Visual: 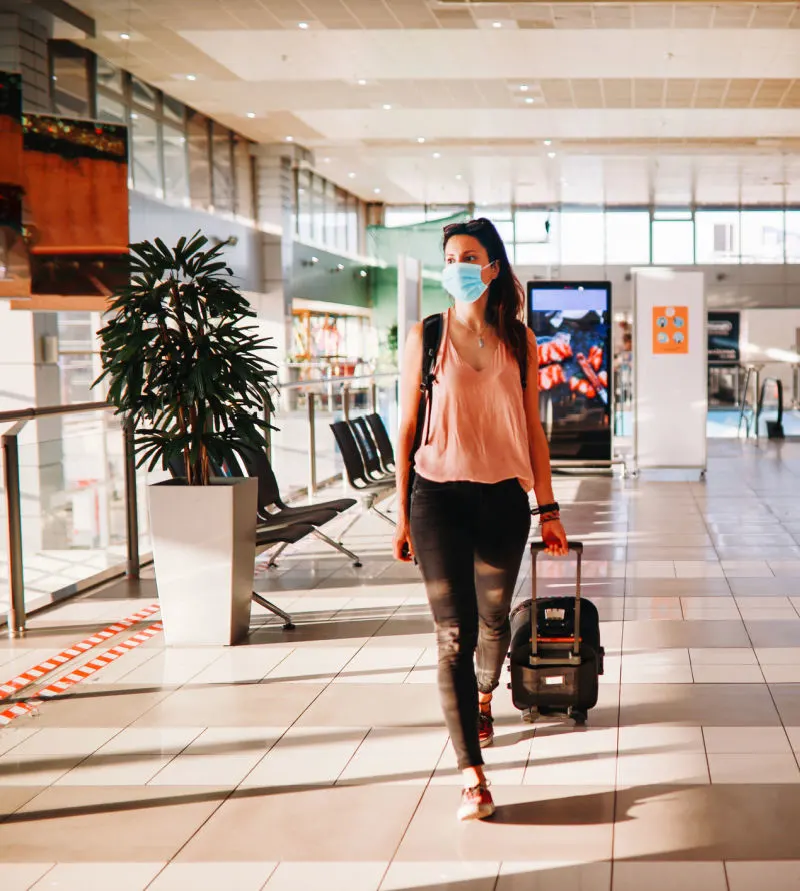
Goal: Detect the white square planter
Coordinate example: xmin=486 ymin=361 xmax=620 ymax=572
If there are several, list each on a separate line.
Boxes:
xmin=149 ymin=476 xmax=258 ymax=646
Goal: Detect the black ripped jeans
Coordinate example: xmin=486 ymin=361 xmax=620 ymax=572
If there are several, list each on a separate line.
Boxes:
xmin=410 ymin=475 xmax=531 ymax=770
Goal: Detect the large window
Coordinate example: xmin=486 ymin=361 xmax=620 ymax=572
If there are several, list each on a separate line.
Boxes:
xmin=696 ymin=210 xmax=740 ymax=263
xmin=211 ymin=123 xmax=234 ymax=215
xmin=514 ymin=211 xmax=559 ymax=265
xmin=311 ymin=172 xmax=326 ymax=243
xmin=187 ymin=111 xmax=211 ymax=210
xmin=561 ymin=211 xmax=604 ymax=265
xmin=787 ymin=211 xmax=800 ymax=263
xmin=741 ymin=210 xmax=784 ymax=263
xmin=335 ymin=187 xmax=349 ymax=251
xmin=163 ymin=123 xmax=189 ymax=205
xmin=51 ymin=42 xmax=91 ymax=117
xmin=297 ymin=169 xmax=312 ymax=241
xmin=233 ymin=134 xmax=254 ymax=220
xmin=324 ymin=180 xmax=337 ymax=247
xmin=130 ymin=112 xmax=161 ymax=198
xmin=652 ymin=212 xmax=694 ymax=265
xmin=96 ymin=93 xmax=125 ymax=125
xmin=384 ymin=206 xmax=428 ymax=228
xmin=483 ymin=207 xmax=514 ymax=244
xmin=606 ymin=211 xmax=650 ymax=264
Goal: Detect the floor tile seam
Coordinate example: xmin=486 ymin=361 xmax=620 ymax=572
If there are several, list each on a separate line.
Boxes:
xmin=693 ymin=483 xmax=800 ymax=770
xmin=611 ymin=479 xmax=631 ymax=884
xmin=721 ymin=860 xmax=733 ymax=891
xmin=228 ymin=666 xmax=351 ymax=789
xmin=123 ymin=726 xmax=210 ymax=785
xmin=380 ymin=733 xmax=449 ymax=887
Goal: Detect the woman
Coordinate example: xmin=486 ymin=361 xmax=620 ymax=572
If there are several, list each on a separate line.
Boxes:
xmin=393 ymin=218 xmax=568 ymax=822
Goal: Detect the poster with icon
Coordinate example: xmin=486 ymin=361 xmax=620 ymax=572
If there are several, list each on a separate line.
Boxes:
xmin=652 ymin=305 xmax=689 ymax=354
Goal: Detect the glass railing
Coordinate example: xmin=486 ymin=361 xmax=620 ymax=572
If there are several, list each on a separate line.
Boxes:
xmin=0 ymin=371 xmax=400 ymax=635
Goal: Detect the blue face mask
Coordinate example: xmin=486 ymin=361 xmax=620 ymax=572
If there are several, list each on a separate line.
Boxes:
xmin=442 ymin=262 xmax=493 ymax=304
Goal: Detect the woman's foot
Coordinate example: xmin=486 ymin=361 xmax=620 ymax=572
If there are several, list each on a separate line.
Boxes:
xmin=478 ymin=695 xmax=494 ymax=748
xmin=457 ymin=783 xmax=495 ymax=821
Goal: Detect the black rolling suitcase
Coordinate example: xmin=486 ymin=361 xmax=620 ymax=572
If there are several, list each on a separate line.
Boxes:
xmin=508 ymin=541 xmax=604 ymax=725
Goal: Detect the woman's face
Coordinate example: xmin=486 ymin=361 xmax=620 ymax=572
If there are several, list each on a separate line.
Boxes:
xmin=444 ymin=234 xmax=498 ymax=285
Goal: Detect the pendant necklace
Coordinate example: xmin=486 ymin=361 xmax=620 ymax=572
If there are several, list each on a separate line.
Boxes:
xmin=453 ymin=312 xmax=488 ymax=348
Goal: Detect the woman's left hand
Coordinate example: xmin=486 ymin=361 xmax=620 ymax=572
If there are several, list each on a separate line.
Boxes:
xmin=541 ymin=518 xmax=569 ymax=556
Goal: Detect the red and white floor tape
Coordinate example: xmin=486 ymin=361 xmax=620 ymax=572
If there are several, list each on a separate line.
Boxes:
xmin=0 ymin=621 xmax=164 ymax=726
xmin=0 ymin=603 xmax=161 ymax=703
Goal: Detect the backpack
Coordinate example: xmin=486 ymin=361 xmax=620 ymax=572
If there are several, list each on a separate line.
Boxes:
xmin=406 ymin=313 xmax=529 ymax=514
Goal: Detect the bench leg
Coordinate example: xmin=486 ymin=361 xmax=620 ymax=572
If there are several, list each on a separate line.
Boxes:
xmin=371 ymin=504 xmax=397 ymax=527
xmin=312 ymin=528 xmax=362 ymax=567
xmin=266 ymin=541 xmax=289 ymax=569
xmin=252 ymin=592 xmax=295 ymax=630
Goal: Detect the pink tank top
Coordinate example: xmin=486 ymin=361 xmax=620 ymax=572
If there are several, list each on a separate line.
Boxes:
xmin=414 ymin=310 xmax=535 ymax=492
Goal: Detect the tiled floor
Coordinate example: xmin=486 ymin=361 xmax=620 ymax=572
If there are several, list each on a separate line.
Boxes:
xmin=1 ymin=439 xmax=800 ymax=889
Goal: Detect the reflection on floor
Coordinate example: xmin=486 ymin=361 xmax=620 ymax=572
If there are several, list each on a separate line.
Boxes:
xmin=1 ymin=439 xmax=800 ymax=890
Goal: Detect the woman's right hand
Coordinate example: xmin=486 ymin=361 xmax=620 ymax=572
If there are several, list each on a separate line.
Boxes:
xmin=393 ymin=520 xmax=414 ymax=562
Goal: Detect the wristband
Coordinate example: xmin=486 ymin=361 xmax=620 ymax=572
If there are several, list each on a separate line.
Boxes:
xmin=531 ymin=501 xmax=559 ymax=516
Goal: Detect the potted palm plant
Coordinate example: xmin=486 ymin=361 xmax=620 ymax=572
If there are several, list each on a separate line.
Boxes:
xmin=95 ymin=233 xmax=277 ymax=646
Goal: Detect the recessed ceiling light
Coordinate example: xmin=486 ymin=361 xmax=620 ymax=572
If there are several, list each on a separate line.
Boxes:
xmin=120 ymin=32 xmax=130 ymax=40
xmin=323 ymin=157 xmax=331 ymax=163
xmin=337 ymin=264 xmax=345 ymax=270
xmin=417 ymin=137 xmax=425 ymax=143
xmin=492 ymin=21 xmax=502 ymax=28
xmin=246 ymin=112 xmax=256 ymax=118
xmin=544 ymin=139 xmax=552 ymax=146
xmin=455 ymin=174 xmax=463 ymax=180
xmin=298 ymin=22 xmax=309 ymax=29
xmin=348 ymin=172 xmax=356 ymax=178
xmin=525 ymin=97 xmax=534 ymax=104
xmin=433 ymin=152 xmax=442 ymax=159
xmin=520 ymin=85 xmax=529 ymax=92
xmin=130 ymin=112 xmax=138 ymax=120
xmin=382 ymin=103 xmax=392 ymax=110
xmin=548 ymin=152 xmax=556 ymax=159
xmin=311 ymin=256 xmax=319 ymax=264
xmin=285 ymin=136 xmax=294 ymax=142
xmin=357 ymin=79 xmax=367 ymax=86
xmin=186 ymin=74 xmax=196 ymax=81
xmin=359 ymin=269 xmax=368 ymax=277
xmin=373 ymin=188 xmax=381 ymax=194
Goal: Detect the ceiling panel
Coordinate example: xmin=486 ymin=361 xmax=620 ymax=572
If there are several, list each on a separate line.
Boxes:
xmin=65 ymin=0 xmax=800 ymax=204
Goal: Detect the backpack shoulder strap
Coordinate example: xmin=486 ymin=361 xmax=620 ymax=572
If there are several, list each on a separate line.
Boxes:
xmin=421 ymin=313 xmax=443 ymax=385
xmin=414 ymin=313 xmax=444 ymax=450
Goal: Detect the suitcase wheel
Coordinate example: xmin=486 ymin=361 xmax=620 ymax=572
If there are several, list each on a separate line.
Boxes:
xmin=568 ymin=707 xmax=587 ymax=726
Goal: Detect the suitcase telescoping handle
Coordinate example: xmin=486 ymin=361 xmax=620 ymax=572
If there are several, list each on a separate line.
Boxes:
xmin=530 ymin=541 xmax=583 ymax=659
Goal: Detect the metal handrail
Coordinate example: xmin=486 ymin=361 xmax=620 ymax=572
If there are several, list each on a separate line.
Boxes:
xmin=0 ymin=372 xmax=400 ymax=424
xmin=0 ymin=400 xmax=112 ymax=425
xmin=756 ymin=377 xmax=784 ymax=438
xmin=279 ymin=370 xmax=398 ymax=391
xmin=1 ymin=370 xmax=399 ymax=637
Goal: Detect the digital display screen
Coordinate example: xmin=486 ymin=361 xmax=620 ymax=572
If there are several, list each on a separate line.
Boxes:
xmin=528 ymin=282 xmax=612 ymax=462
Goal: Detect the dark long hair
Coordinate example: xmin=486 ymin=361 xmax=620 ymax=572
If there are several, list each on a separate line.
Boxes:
xmin=442 ymin=217 xmax=526 ymax=357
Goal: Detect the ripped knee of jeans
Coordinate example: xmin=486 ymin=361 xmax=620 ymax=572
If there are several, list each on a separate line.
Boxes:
xmin=435 ymin=624 xmax=477 ymax=665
